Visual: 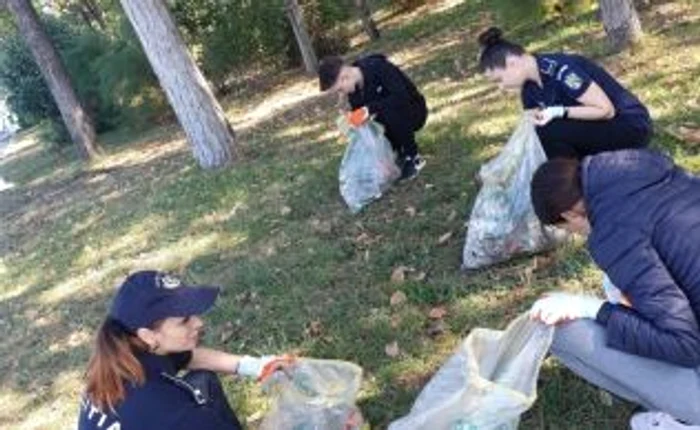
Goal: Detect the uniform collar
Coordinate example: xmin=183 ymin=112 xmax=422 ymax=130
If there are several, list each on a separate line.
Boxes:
xmin=138 ymin=351 xmax=179 ymax=376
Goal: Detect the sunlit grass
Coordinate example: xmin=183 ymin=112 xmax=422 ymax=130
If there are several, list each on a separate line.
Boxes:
xmin=1 ymin=0 xmax=700 ymax=429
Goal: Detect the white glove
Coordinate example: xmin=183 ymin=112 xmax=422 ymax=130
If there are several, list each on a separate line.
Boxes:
xmin=530 ymin=292 xmax=605 ymax=325
xmin=237 ymin=355 xmax=275 ymax=379
xmin=533 ymin=106 xmax=566 ymax=126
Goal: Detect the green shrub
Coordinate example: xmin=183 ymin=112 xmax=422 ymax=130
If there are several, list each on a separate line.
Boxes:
xmin=0 ymin=13 xmax=167 ymax=145
xmin=171 ymin=0 xmax=352 ymax=88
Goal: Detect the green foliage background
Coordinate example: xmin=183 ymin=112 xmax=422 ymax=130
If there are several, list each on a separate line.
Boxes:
xmin=0 ymin=0 xmax=357 ymax=144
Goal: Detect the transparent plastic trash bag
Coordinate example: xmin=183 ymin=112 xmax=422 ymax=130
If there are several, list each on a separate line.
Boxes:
xmin=388 ymin=314 xmax=554 ymax=430
xmin=338 ymin=116 xmax=401 ymax=213
xmin=462 ymin=116 xmax=566 ymax=269
xmin=260 ymin=358 xmax=364 ymax=430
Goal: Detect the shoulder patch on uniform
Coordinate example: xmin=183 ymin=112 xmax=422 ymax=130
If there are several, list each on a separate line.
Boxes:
xmin=563 ymin=71 xmax=583 ymax=91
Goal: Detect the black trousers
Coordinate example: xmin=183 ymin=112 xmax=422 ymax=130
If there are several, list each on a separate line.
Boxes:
xmin=536 ymin=113 xmax=652 ymax=159
xmin=183 ymin=370 xmax=242 ymax=429
xmin=374 ymin=99 xmax=428 ymax=160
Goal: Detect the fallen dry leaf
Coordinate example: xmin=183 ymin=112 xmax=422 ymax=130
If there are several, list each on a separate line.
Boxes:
xmin=219 ymin=321 xmax=236 ymax=343
xmin=280 ymin=205 xmax=292 ymax=216
xmin=521 ymin=266 xmax=534 ymax=288
xmin=437 ymin=231 xmax=453 ymax=245
xmin=426 ymin=320 xmax=446 ymax=338
xmin=391 ymin=267 xmax=406 ymax=283
xmin=385 ymin=341 xmax=400 ymax=358
xmin=678 ymin=126 xmax=700 ymax=144
xmin=390 ymin=314 xmax=402 ymax=328
xmin=447 ymin=209 xmax=458 ymax=223
xmin=391 ymin=265 xmax=414 ymax=283
xmin=305 ymin=320 xmax=323 ymax=338
xmin=666 ymin=124 xmax=700 ymax=145
xmin=309 ymin=218 xmax=332 ymax=234
xmin=533 ymin=253 xmax=557 ymax=272
xmin=428 ymin=306 xmax=448 ymax=320
xmin=390 ymin=291 xmax=408 ymax=306
xmin=598 ymin=389 xmax=613 ymax=407
xmin=405 ymin=206 xmax=417 ymax=217
xmin=355 ymin=232 xmax=382 ymax=246
xmin=263 ymin=245 xmax=276 ymax=257
xmin=412 ymin=271 xmax=427 ymax=282
xmin=355 ymin=232 xmax=370 ymax=243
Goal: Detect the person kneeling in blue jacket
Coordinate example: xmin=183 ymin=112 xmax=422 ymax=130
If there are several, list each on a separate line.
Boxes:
xmin=78 ymin=271 xmax=293 ymax=430
xmin=529 ymin=149 xmax=700 ymax=429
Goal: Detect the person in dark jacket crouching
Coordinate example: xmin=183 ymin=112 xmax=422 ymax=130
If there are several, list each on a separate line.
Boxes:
xmin=477 ymin=27 xmax=652 ymax=160
xmin=78 ymin=271 xmax=293 ymax=430
xmin=319 ymin=54 xmax=428 ymax=180
xmin=529 ymin=149 xmax=700 ymax=429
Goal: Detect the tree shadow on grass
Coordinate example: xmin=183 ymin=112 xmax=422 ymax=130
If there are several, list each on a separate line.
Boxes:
xmin=3 ymin=1 xmax=699 ymax=427
xmin=0 ymin=285 xmax=114 ymax=428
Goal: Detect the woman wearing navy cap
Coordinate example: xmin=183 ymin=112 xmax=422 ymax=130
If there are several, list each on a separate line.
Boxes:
xmin=78 ymin=271 xmax=292 ymax=430
xmin=477 ymin=27 xmax=652 ymax=159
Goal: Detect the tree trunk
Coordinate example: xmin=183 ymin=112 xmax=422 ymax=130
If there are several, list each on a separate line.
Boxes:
xmin=70 ymin=4 xmax=96 ymax=30
xmin=119 ymin=0 xmax=235 ymax=169
xmin=6 ymin=0 xmax=100 ymax=159
xmin=284 ymin=0 xmax=318 ymax=74
xmin=599 ymin=0 xmax=643 ymax=52
xmin=355 ymin=0 xmax=380 ymax=40
xmin=81 ymin=0 xmax=106 ymax=30
xmin=633 ymin=0 xmax=651 ymax=10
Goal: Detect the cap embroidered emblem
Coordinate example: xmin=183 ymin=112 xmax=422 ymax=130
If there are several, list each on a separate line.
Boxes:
xmin=158 ymin=273 xmax=182 ymax=289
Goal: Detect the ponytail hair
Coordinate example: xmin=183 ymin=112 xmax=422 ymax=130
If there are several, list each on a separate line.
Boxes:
xmin=477 ymin=27 xmax=526 ymax=72
xmin=84 ymin=318 xmax=149 ymax=411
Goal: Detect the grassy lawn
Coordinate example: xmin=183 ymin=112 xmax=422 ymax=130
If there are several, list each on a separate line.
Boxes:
xmin=2 ymin=1 xmax=700 ymax=428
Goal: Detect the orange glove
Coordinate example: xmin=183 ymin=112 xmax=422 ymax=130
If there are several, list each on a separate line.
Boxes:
xmin=347 ymin=107 xmax=369 ymax=127
xmin=257 ymin=355 xmax=296 ymax=383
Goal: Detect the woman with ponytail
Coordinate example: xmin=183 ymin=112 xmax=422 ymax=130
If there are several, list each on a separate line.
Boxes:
xmin=477 ymin=27 xmax=652 ymax=159
xmin=78 ymin=271 xmax=292 ymax=430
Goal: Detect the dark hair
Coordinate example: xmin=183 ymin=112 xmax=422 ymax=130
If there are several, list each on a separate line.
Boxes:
xmin=530 ymin=158 xmax=583 ymax=225
xmin=84 ymin=318 xmax=154 ymax=411
xmin=319 ymin=56 xmax=345 ymax=91
xmin=477 ymin=27 xmax=526 ymax=72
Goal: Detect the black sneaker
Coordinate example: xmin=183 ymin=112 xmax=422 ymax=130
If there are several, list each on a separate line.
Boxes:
xmin=399 ymin=155 xmax=425 ymax=181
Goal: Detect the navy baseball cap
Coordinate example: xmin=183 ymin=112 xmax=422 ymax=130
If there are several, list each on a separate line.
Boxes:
xmin=109 ymin=270 xmax=220 ymax=332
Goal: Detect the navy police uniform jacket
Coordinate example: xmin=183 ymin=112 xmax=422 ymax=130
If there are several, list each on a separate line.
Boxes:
xmin=78 ymin=351 xmax=239 ymax=430
xmin=584 ymin=149 xmax=700 ymax=367
xmin=522 ymin=53 xmax=651 ymax=132
xmin=349 ymin=54 xmax=427 ymax=124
